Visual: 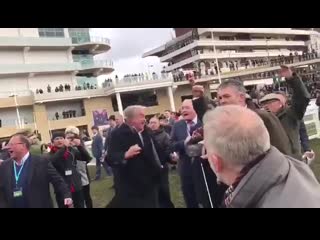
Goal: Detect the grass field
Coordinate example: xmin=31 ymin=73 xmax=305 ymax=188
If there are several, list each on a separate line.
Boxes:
xmin=87 ymin=139 xmax=320 ymax=208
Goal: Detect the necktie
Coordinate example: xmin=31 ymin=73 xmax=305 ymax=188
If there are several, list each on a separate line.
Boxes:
xmin=188 ymin=121 xmax=196 ymax=136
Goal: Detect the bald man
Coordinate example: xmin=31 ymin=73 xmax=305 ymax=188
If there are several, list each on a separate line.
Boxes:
xmin=171 ymin=100 xmax=202 ymax=208
xmin=172 ymin=99 xmax=224 ymax=208
xmin=203 ymin=105 xmax=320 ymax=208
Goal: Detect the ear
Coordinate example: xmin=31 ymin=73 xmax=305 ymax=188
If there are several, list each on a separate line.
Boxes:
xmin=208 ymin=153 xmax=223 ymax=173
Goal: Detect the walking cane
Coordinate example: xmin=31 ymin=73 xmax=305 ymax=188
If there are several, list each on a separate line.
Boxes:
xmin=199 ymin=160 xmax=214 ymax=208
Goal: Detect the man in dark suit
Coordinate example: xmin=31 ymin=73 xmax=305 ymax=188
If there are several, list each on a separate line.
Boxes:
xmin=0 ymin=134 xmax=72 ymax=208
xmin=171 ymin=99 xmax=203 ymax=208
xmin=106 ymin=105 xmax=162 ymax=208
xmin=92 ymin=126 xmax=110 ymax=180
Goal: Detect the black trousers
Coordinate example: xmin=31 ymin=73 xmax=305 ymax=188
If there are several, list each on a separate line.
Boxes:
xmin=56 ymin=190 xmax=85 ymax=208
xmin=82 ymin=184 xmax=93 ymax=208
xmin=191 ymin=157 xmax=227 ymax=208
xmin=106 ymin=189 xmax=159 ymax=208
xmin=158 ymin=165 xmax=174 ymax=208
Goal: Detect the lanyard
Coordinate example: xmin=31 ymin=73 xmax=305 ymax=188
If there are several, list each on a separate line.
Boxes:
xmin=13 ymin=160 xmax=25 ymax=186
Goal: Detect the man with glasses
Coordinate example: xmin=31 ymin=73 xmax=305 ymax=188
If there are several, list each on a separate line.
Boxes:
xmin=0 ymin=134 xmax=72 ymax=208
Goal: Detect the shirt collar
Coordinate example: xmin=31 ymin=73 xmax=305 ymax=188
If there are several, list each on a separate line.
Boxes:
xmin=16 ymin=152 xmax=30 ymax=166
xmin=187 ymin=116 xmax=198 ymax=125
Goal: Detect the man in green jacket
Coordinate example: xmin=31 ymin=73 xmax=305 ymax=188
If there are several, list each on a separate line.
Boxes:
xmin=217 ymin=79 xmax=294 ymax=158
xmin=260 ymin=66 xmax=311 ymax=160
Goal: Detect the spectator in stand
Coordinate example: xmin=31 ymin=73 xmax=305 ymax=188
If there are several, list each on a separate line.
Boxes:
xmin=36 ymin=89 xmax=39 ymax=94
xmin=39 ymin=89 xmax=43 ymax=94
xmin=59 ymin=84 xmax=64 ymax=92
xmin=62 ymin=111 xmax=66 ymax=119
xmin=55 ymin=87 xmax=59 ymax=92
xmin=55 ymin=112 xmax=59 ymax=120
xmin=203 ymin=105 xmax=320 ymax=208
xmin=47 ymin=85 xmax=51 ymax=93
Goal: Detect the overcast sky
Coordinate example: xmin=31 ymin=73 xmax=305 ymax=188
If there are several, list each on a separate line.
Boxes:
xmin=91 ymin=28 xmax=174 ymax=82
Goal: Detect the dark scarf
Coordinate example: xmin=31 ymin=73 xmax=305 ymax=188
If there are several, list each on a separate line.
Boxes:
xmin=49 ymin=146 xmax=75 ymax=193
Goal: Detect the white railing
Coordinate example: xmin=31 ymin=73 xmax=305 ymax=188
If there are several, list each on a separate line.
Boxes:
xmin=304 ymin=99 xmax=320 ymax=139
xmin=90 ymin=36 xmax=110 ymax=45
xmin=0 ymin=90 xmax=33 ymax=99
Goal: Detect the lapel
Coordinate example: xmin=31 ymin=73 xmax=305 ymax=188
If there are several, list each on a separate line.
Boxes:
xmin=27 ymin=155 xmax=35 ymax=187
xmin=7 ymin=160 xmax=15 ymax=205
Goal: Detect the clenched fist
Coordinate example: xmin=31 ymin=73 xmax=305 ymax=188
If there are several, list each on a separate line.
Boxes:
xmin=280 ymin=65 xmax=293 ymax=79
xmin=125 ymin=144 xmax=142 ymax=160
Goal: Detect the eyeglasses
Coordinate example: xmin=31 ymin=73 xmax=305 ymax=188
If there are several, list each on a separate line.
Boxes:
xmin=6 ymin=143 xmax=24 ymax=147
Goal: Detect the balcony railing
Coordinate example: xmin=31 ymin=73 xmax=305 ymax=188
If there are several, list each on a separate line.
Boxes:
xmin=0 ymin=90 xmax=33 ymax=99
xmin=75 ymin=59 xmax=114 ymax=70
xmin=34 ymin=88 xmax=106 ymax=102
xmin=71 ymin=36 xmax=110 ymax=45
xmin=0 ymin=36 xmax=72 ymax=47
xmin=0 ymin=62 xmax=80 ymax=75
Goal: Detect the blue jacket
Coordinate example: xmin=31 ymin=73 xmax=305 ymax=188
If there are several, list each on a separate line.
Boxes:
xmin=170 ymin=119 xmax=202 ymax=177
xmin=91 ymin=133 xmax=103 ymax=159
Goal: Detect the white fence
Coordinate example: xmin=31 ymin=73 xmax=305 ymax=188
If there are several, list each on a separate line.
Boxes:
xmin=304 ymin=99 xmax=320 ymax=139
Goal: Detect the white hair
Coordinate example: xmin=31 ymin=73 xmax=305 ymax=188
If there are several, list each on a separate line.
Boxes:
xmin=123 ymin=105 xmax=146 ymax=120
xmin=65 ymin=126 xmax=80 ymax=136
xmin=203 ymin=105 xmax=270 ymax=167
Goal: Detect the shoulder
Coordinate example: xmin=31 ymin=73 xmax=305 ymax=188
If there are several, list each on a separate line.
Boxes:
xmin=113 ymin=124 xmax=132 ymax=135
xmin=173 ymin=120 xmax=185 ymax=128
xmin=30 ymin=155 xmax=47 ymax=164
xmin=0 ymin=159 xmax=12 ymax=170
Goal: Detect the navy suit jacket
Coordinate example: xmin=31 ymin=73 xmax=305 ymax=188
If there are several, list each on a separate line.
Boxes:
xmin=0 ymin=155 xmax=70 ymax=208
xmin=92 ymin=133 xmax=103 ymax=159
xmin=170 ymin=119 xmax=202 ymax=176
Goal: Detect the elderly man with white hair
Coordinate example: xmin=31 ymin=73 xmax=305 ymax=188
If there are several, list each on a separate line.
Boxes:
xmin=106 ymin=105 xmax=163 ymax=208
xmin=203 ymin=105 xmax=320 ymax=208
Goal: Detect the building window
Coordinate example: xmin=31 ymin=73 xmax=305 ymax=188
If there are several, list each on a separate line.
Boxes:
xmin=38 ymin=28 xmax=65 ymax=38
xmin=68 ymin=28 xmax=91 ymax=44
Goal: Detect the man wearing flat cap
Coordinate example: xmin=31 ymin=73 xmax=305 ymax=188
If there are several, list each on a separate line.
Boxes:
xmin=260 ymin=66 xmax=311 ymax=160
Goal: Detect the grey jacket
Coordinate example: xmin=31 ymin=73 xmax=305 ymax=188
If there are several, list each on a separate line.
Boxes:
xmin=228 ymin=147 xmax=320 ymax=208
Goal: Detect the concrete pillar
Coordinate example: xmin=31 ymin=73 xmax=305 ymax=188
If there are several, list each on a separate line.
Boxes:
xmin=33 ymin=104 xmax=51 ymax=144
xmin=116 ymin=92 xmax=124 ymax=115
xmin=167 ymin=86 xmax=176 ymax=112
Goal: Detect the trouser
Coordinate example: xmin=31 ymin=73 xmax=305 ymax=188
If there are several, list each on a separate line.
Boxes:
xmin=95 ymin=157 xmax=113 ymax=179
xmin=56 ymin=190 xmax=85 ymax=208
xmin=82 ymin=184 xmax=93 ymax=208
xmin=191 ymin=157 xmax=227 ymax=208
xmin=158 ymin=165 xmax=174 ymax=208
xmin=180 ymin=172 xmax=198 ymax=208
xmin=107 ymin=189 xmax=159 ymax=208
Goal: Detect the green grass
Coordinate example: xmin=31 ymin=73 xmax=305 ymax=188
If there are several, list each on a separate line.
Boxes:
xmin=57 ymin=139 xmax=320 ymax=208
xmin=88 ymin=167 xmax=185 ymax=208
